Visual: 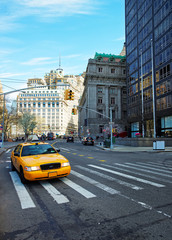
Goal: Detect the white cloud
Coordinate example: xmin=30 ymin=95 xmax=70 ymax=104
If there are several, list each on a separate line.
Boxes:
xmin=1 ymin=0 xmax=99 ymax=32
xmin=113 ymin=36 xmax=125 ymax=41
xmin=0 ymin=72 xmax=30 ymax=78
xmin=21 ymin=57 xmax=53 ymax=66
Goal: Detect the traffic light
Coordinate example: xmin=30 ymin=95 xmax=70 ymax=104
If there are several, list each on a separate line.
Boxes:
xmin=68 ymin=90 xmax=74 ymax=100
xmin=64 ymin=89 xmax=74 ymax=100
xmin=72 ymin=108 xmax=77 ymax=115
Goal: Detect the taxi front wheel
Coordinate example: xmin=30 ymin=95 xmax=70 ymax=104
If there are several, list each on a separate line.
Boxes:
xmin=20 ymin=167 xmax=28 ymax=184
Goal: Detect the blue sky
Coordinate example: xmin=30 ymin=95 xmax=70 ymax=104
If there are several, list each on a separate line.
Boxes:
xmin=0 ymin=0 xmax=125 ymax=94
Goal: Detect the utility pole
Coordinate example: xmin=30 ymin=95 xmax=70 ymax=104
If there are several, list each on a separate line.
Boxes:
xmin=110 ymin=107 xmax=113 ymax=149
xmin=1 ymin=94 xmax=5 ymax=148
xmin=141 ymin=49 xmax=145 ymax=137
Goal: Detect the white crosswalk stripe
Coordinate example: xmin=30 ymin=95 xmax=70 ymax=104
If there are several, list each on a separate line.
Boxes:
xmin=9 ymin=172 xmax=36 ymax=209
xmin=88 ymin=164 xmax=165 ymax=188
xmin=114 ymin=163 xmax=172 ymax=178
xmin=71 ymin=170 xmax=120 ymax=194
xmin=126 ymin=162 xmax=172 ymax=174
xmin=101 ymin=163 xmax=172 ymax=184
xmin=60 ymin=177 xmax=96 ymax=198
xmin=136 ymin=162 xmax=172 ymax=171
xmin=40 ymin=181 xmax=69 ymax=204
xmin=75 ymin=165 xmax=143 ymax=190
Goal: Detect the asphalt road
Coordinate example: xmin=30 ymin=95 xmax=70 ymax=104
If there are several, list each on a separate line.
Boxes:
xmin=0 ymin=140 xmax=172 ymax=240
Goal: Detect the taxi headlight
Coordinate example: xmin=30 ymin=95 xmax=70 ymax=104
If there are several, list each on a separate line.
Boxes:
xmin=24 ymin=166 xmax=40 ymax=171
xmin=61 ymin=162 xmax=70 ymax=167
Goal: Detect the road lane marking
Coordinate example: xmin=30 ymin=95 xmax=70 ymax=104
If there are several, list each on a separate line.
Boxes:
xmin=60 ymin=178 xmax=96 ymax=199
xmin=60 ymin=148 xmax=70 ymax=151
xmin=72 ymin=153 xmax=77 ymax=155
xmin=99 ymin=160 xmax=106 ymax=162
xmin=75 ymin=165 xmax=143 ymax=190
xmin=40 ymin=181 xmax=69 ymax=204
xmin=6 ymin=161 xmax=11 ymax=163
xmin=115 ymin=163 xmax=172 ymax=178
xmin=136 ymin=162 xmax=172 ymax=170
xmin=71 ymin=170 xmax=119 ymax=194
xmin=6 ymin=149 xmax=11 ymax=153
xmin=9 ymin=172 xmax=36 ymax=209
xmin=88 ymin=157 xmax=94 ymax=159
xmin=88 ymin=165 xmax=165 ymax=188
xmin=79 ymin=155 xmax=84 ymax=156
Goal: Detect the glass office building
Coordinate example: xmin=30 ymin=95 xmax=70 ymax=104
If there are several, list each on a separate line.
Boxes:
xmin=125 ymin=0 xmax=172 ymax=137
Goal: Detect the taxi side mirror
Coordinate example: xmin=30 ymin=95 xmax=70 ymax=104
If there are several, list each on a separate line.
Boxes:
xmin=55 ymin=148 xmax=60 ymax=152
xmin=14 ymin=152 xmax=20 ymax=157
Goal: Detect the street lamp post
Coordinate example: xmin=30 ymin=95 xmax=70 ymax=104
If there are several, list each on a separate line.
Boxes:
xmin=151 ymin=39 xmax=156 ymax=138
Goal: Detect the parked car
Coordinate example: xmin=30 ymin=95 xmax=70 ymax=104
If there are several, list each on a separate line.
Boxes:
xmin=11 ymin=142 xmax=71 ymax=183
xmin=82 ymin=137 xmax=94 ymax=146
xmin=47 ymin=132 xmax=55 ymax=140
xmin=26 ymin=134 xmax=39 ymax=142
xmin=67 ymin=136 xmax=74 ymax=142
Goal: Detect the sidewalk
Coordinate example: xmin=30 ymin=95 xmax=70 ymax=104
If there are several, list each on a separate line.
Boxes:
xmin=0 ymin=142 xmax=18 ymax=155
xmin=96 ymin=143 xmax=172 ymax=153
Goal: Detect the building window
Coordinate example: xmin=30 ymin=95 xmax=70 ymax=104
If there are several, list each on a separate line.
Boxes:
xmin=111 ymin=97 xmax=115 ymax=104
xmin=98 ymin=110 xmax=103 ymax=118
xmin=98 ymin=87 xmax=103 ymax=93
xmin=131 ymin=122 xmax=139 ymax=138
xmin=99 ymin=125 xmax=104 ymax=133
xmin=98 ymin=67 xmax=103 ymax=72
xmin=33 ymin=102 xmax=36 ymax=107
xmin=110 ymin=88 xmax=116 ymax=94
xmin=98 ymin=98 xmax=103 ymax=104
xmin=111 ymin=69 xmax=115 ymax=73
xmin=123 ymin=69 xmax=126 ymax=74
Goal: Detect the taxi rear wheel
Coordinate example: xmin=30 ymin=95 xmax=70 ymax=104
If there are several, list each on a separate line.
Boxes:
xmin=11 ymin=159 xmax=15 ymax=171
xmin=20 ymin=167 xmax=28 ymax=184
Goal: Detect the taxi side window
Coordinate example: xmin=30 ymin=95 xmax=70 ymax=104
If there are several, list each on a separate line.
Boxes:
xmin=14 ymin=145 xmax=22 ymax=155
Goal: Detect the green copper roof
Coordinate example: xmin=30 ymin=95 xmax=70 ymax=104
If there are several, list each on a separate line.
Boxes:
xmin=94 ymin=52 xmax=126 ymax=60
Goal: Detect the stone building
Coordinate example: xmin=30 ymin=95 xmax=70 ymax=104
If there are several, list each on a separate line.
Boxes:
xmin=17 ymin=72 xmax=84 ymax=137
xmin=78 ymin=48 xmax=127 ymax=139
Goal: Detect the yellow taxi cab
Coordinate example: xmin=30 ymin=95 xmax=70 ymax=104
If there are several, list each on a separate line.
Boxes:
xmin=11 ymin=142 xmax=71 ymax=183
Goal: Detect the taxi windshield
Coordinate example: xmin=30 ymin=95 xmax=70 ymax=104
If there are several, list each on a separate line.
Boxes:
xmin=21 ymin=144 xmax=57 ymax=157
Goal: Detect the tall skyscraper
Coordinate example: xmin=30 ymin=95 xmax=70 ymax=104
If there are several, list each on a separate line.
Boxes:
xmin=125 ymin=0 xmax=172 ymax=137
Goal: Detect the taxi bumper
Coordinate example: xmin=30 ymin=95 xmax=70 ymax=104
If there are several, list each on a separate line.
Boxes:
xmin=24 ymin=166 xmax=71 ymax=181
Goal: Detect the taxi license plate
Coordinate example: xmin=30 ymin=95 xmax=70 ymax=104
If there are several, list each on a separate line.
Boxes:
xmin=48 ymin=172 xmax=57 ymax=177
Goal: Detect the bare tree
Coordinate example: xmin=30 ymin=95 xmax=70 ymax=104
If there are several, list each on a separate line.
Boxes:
xmin=18 ymin=112 xmax=37 ymax=138
xmin=0 ymin=105 xmax=20 ymax=141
